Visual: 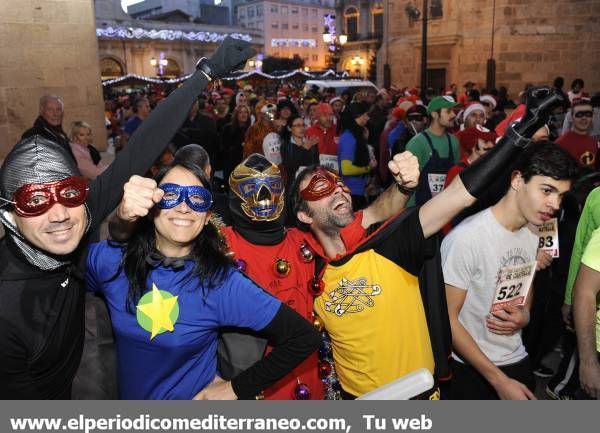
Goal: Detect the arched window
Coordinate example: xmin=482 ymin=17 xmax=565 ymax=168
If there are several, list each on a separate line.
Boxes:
xmin=372 ymin=4 xmax=384 ymax=37
xmin=345 ymin=7 xmax=359 ymax=40
xmin=163 ymin=58 xmax=181 ymax=78
xmin=100 ymin=57 xmax=124 ymax=79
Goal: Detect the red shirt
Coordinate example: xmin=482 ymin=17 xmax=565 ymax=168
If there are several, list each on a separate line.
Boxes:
xmin=222 ymin=227 xmax=324 ymax=400
xmin=305 ymin=124 xmax=338 ymax=157
xmin=556 ymin=130 xmax=598 ymax=167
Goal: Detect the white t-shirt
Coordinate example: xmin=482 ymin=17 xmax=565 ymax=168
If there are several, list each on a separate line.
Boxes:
xmin=441 ymin=208 xmax=538 ymax=366
xmin=262 ymin=132 xmax=282 ymax=165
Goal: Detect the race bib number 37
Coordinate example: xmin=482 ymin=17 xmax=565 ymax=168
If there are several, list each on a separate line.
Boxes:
xmin=490 ymin=261 xmax=537 ymax=313
xmin=427 ymin=173 xmax=446 ymax=197
xmin=537 ymin=218 xmax=559 ymax=258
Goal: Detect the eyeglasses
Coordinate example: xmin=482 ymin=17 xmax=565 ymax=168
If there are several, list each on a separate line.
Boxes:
xmin=11 ymin=176 xmax=89 ymax=217
xmin=574 ymin=111 xmax=593 ymax=119
xmin=300 ymin=167 xmax=350 ymax=201
xmin=408 ymin=115 xmax=426 ymax=122
xmin=157 ymin=184 xmax=213 ymax=213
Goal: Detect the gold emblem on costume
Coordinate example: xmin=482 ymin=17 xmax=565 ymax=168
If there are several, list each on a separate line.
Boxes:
xmin=324 ymin=277 xmax=382 ymax=316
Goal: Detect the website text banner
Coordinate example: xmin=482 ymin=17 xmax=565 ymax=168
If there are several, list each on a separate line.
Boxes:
xmin=3 ymin=401 xmax=596 ymax=433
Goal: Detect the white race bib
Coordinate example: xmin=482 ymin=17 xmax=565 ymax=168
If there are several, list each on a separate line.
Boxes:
xmin=537 ymin=218 xmax=559 ymax=258
xmin=490 ymin=261 xmax=537 ymax=313
xmin=427 ymin=173 xmax=446 ymax=196
xmin=319 ymin=154 xmax=339 ymax=173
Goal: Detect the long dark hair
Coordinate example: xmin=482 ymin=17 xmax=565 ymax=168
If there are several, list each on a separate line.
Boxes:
xmin=118 ymin=161 xmax=233 ymax=312
xmin=340 ymin=102 xmax=370 ymax=167
xmin=280 ymin=113 xmax=302 ymax=143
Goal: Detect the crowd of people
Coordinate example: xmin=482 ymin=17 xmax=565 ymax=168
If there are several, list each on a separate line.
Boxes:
xmin=1 ymin=36 xmax=599 ymax=401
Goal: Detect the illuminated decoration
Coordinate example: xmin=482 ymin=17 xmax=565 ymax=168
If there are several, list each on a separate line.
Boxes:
xmin=101 ymin=70 xmax=348 ymax=87
xmin=150 ymin=52 xmax=168 ymax=76
xmin=271 ymin=38 xmax=317 ymax=48
xmin=96 ymin=26 xmax=252 ymax=43
xmin=322 ymin=14 xmax=347 ymax=72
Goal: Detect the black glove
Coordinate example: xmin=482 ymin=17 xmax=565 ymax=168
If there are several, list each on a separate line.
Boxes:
xmin=513 ymin=86 xmax=566 ymax=138
xmin=199 ymin=37 xmax=256 ymax=78
xmin=459 ymin=86 xmax=567 ymax=198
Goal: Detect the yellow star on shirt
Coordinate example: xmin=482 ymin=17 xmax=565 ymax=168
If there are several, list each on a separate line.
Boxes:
xmin=136 ymin=283 xmax=179 ymax=340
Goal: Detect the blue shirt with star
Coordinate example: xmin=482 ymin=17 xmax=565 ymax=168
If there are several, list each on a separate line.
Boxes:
xmin=86 ymin=241 xmax=281 ymax=399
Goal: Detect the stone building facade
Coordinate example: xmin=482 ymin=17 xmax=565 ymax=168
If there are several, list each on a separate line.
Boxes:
xmin=0 ymin=0 xmax=106 ymax=158
xmin=96 ymin=0 xmax=262 ymax=80
xmin=381 ymin=0 xmax=600 ymax=96
xmin=236 ymin=0 xmax=335 ymax=70
xmin=334 ymin=0 xmax=384 ymax=79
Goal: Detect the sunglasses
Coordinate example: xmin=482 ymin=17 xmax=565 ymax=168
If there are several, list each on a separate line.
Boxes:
xmin=11 ymin=176 xmax=89 ymax=217
xmin=157 ymin=183 xmax=213 ymax=213
xmin=300 ymin=167 xmax=350 ymax=201
xmin=574 ymin=111 xmax=593 ymax=119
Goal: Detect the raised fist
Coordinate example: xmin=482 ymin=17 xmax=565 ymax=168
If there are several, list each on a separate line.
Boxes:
xmin=204 ymin=37 xmax=256 ymax=78
xmin=116 ymin=175 xmax=164 ymax=222
xmin=388 ymin=151 xmax=419 ymax=189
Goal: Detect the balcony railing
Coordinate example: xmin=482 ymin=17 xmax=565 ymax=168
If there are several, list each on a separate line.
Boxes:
xmin=346 ymin=32 xmax=383 ymax=42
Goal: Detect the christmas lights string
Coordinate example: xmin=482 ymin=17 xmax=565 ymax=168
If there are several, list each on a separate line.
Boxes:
xmin=96 ymin=26 xmax=252 ymax=43
xmin=102 ymin=70 xmax=349 ymax=86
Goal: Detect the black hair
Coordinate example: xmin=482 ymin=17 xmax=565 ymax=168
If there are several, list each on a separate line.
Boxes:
xmin=173 ymin=144 xmax=210 ymax=169
xmin=280 ymin=113 xmax=303 ymax=143
xmin=132 ymin=96 xmax=147 ymax=114
xmin=287 ymin=165 xmax=319 ymax=232
xmin=553 ymin=76 xmax=564 ymax=89
xmin=340 ymin=102 xmax=370 ymax=167
xmin=571 ymin=78 xmax=584 ymax=90
xmin=116 ymin=160 xmax=233 ymax=312
xmin=512 ymin=141 xmax=580 ymax=184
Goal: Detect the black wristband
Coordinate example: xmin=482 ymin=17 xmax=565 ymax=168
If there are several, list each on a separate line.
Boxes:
xmin=195 ymin=57 xmax=214 ymax=80
xmin=396 ymin=182 xmax=416 ymax=195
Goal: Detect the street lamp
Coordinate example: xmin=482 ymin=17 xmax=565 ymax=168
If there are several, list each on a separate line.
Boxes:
xmin=405 ymin=1 xmax=428 ymax=101
xmin=150 ymin=54 xmax=168 ymax=77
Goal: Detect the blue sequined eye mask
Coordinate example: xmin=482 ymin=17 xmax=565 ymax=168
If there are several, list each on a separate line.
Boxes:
xmin=156 ymin=183 xmax=213 ymax=213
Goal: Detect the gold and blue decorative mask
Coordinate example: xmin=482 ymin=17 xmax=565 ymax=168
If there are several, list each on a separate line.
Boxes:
xmin=229 ymin=154 xmax=284 ymax=221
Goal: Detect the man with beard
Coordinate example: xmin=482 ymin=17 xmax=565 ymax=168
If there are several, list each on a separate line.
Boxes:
xmin=109 ymin=151 xmax=420 ymax=399
xmin=406 ymin=96 xmax=460 ymax=206
xmin=0 ymin=37 xmax=255 ymax=399
xmin=288 ymin=87 xmax=568 ymax=399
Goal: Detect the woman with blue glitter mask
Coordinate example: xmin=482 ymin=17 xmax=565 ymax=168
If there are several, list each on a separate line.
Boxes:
xmin=85 ymin=160 xmax=319 ymax=400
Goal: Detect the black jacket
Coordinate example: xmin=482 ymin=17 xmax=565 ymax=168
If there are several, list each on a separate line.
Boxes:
xmin=22 ymin=116 xmax=76 ymax=163
xmin=0 ymin=69 xmax=211 ymax=399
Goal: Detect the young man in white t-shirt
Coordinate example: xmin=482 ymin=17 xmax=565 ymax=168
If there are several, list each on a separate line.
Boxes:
xmin=442 ymin=142 xmax=579 ymax=399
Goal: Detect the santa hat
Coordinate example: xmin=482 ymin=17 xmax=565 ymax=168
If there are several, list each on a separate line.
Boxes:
xmin=456 ymin=125 xmax=497 ymax=155
xmin=480 ymin=94 xmax=497 ymax=109
xmin=463 ymin=103 xmax=486 ymax=122
xmin=392 ymin=107 xmax=406 ymax=120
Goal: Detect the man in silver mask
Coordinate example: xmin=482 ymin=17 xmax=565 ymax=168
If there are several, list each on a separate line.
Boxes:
xmin=0 ymin=37 xmax=255 ymax=399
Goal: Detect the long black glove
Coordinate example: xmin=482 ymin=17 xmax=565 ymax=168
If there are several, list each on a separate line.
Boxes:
xmin=199 ymin=36 xmax=256 ymax=78
xmin=460 ymin=86 xmax=567 ymax=198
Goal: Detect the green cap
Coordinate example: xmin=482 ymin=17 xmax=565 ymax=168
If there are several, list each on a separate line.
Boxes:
xmin=426 ymin=95 xmax=458 ymax=114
